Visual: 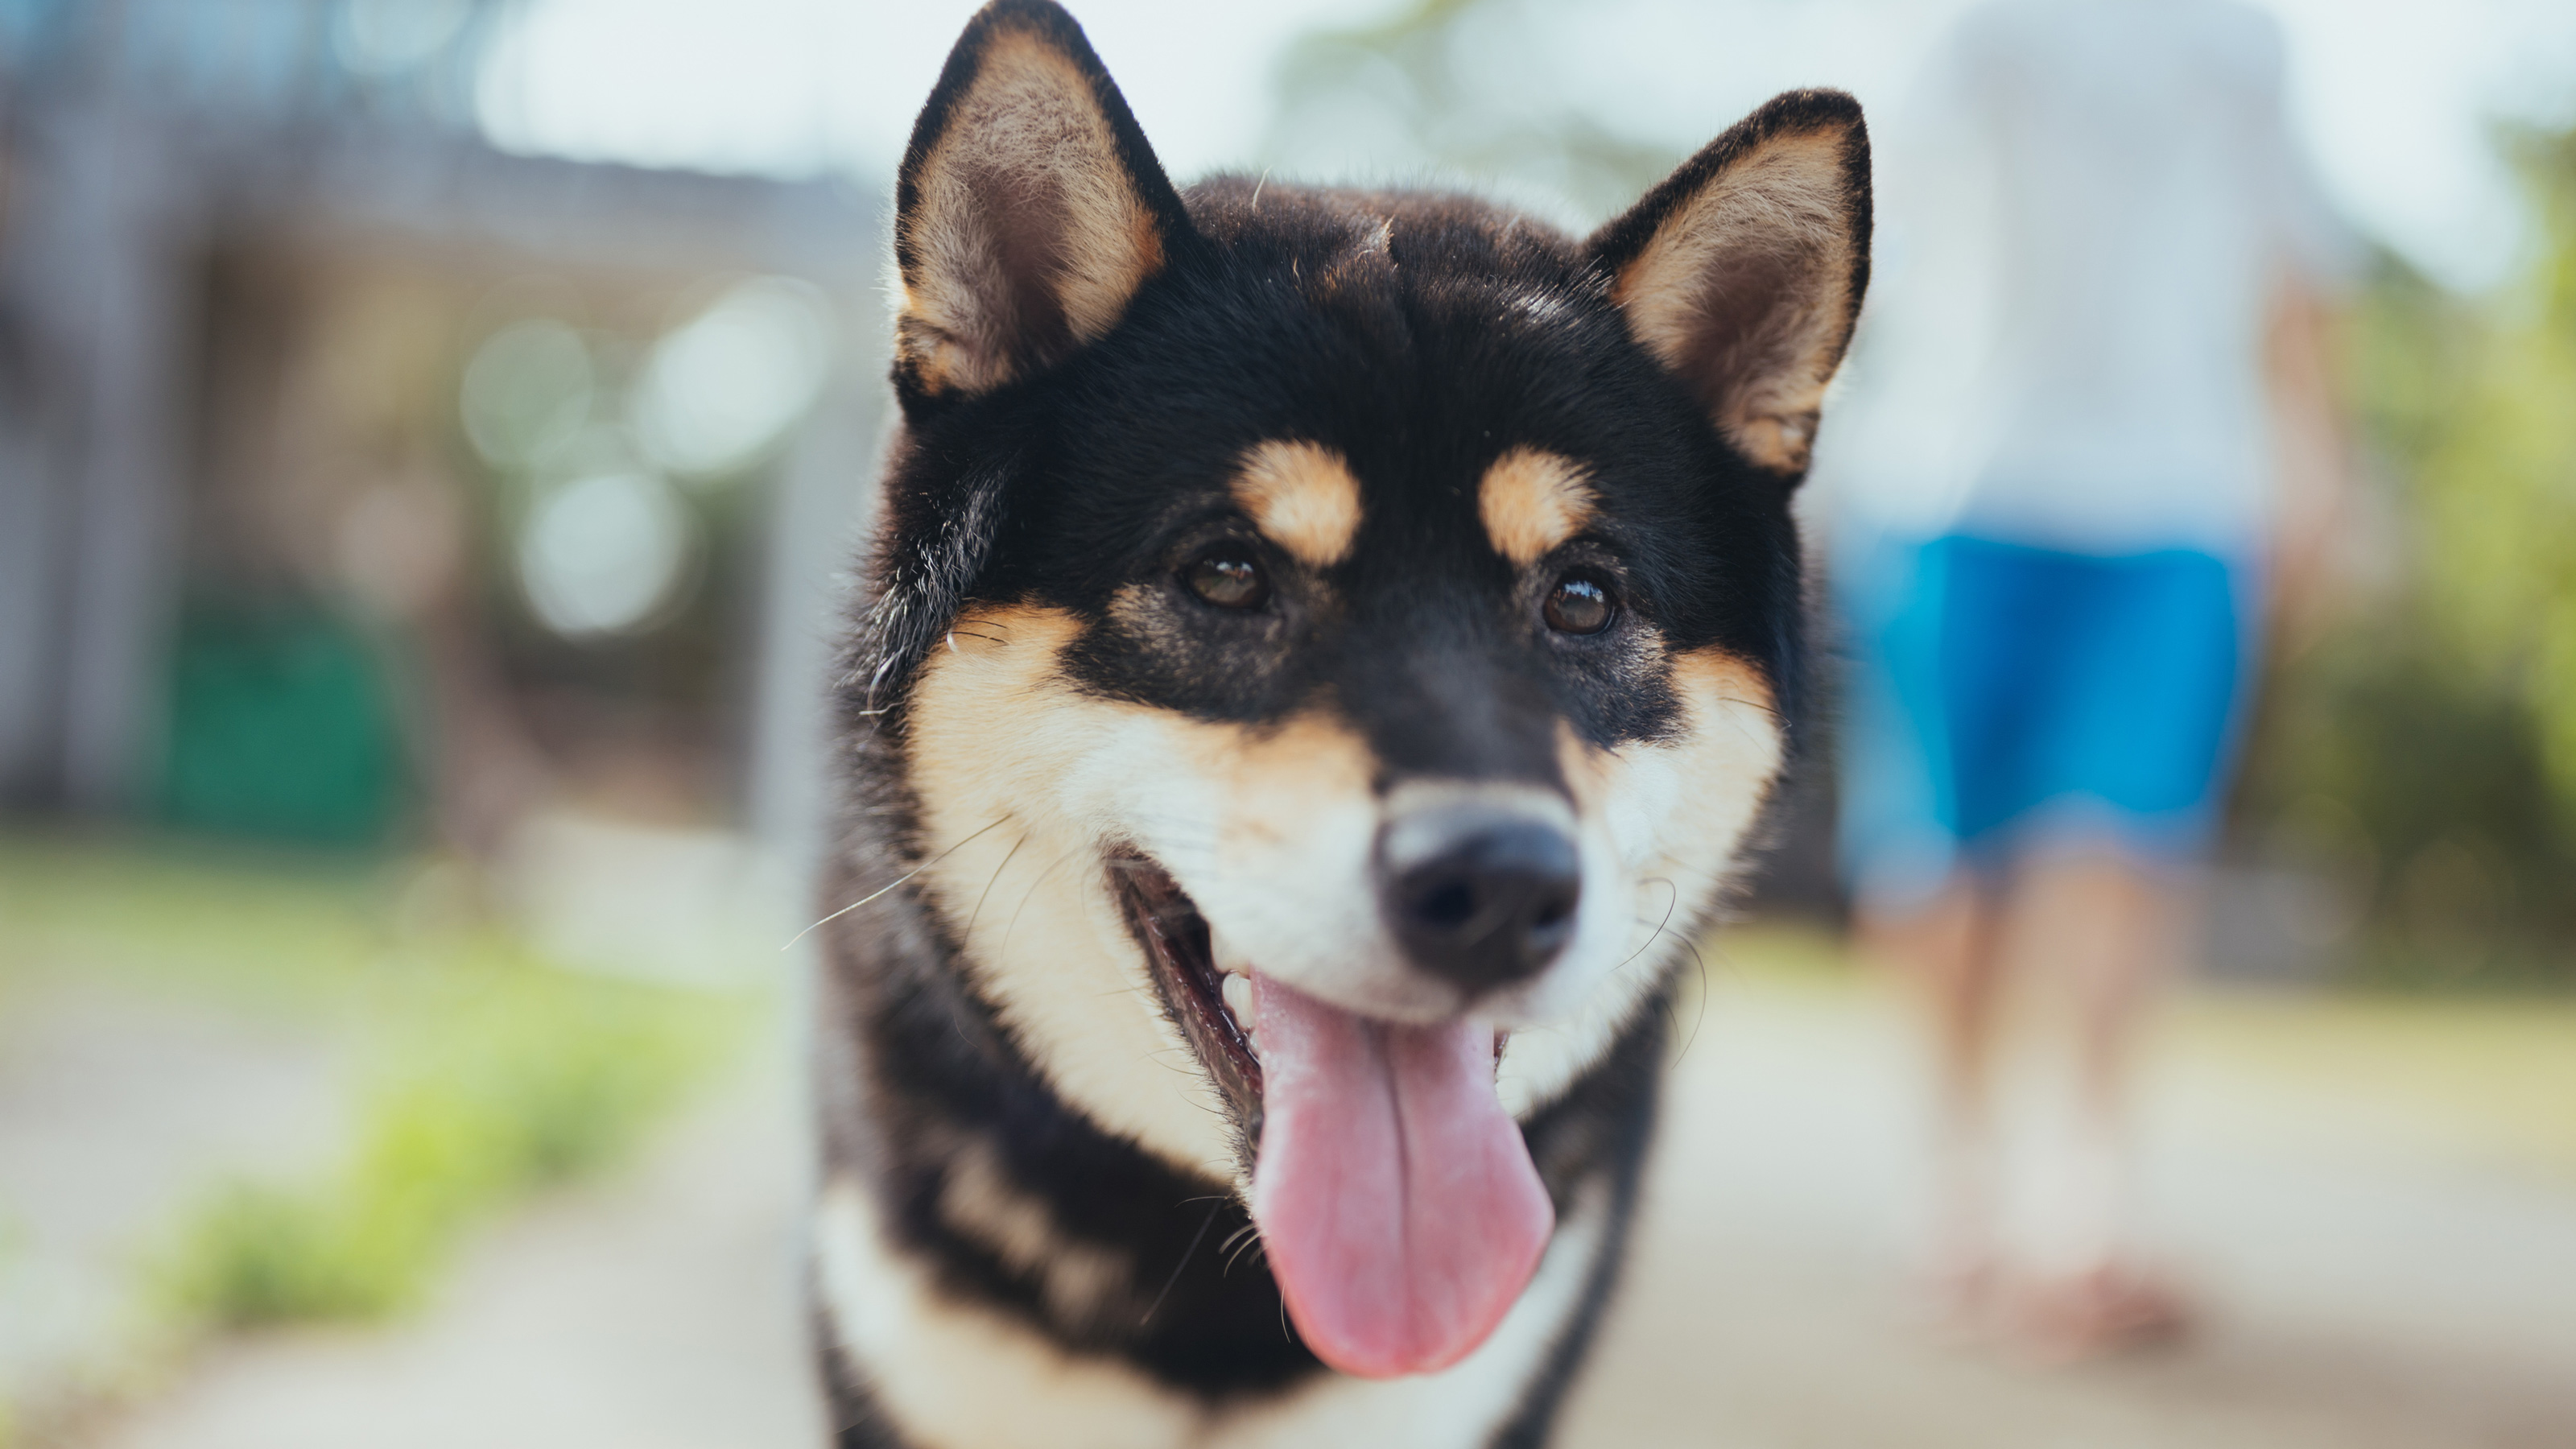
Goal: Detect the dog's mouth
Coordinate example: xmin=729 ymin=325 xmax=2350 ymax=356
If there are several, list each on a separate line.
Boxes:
xmin=1109 ymin=852 xmax=1264 ymax=1129
xmin=1107 ymin=850 xmax=1554 ymax=1381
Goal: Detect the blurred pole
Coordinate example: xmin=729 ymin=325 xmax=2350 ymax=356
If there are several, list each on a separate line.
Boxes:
xmin=745 ymin=340 xmax=883 ymax=882
xmin=0 ymin=336 xmax=68 ymax=804
xmin=1 ymin=0 xmax=194 ymax=814
xmin=51 ymin=113 xmax=191 ymax=815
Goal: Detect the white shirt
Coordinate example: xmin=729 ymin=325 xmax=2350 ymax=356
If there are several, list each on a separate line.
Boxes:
xmin=1817 ymin=0 xmax=2357 ymax=556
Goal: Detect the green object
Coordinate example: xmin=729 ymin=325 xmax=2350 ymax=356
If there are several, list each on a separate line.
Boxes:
xmin=160 ymin=604 xmax=406 ymax=845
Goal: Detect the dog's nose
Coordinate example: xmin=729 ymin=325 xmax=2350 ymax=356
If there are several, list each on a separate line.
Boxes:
xmin=1378 ymin=805 xmax=1582 ymax=993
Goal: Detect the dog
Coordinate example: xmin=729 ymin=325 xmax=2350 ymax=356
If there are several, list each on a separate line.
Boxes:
xmin=811 ymin=4 xmax=1869 ymax=1444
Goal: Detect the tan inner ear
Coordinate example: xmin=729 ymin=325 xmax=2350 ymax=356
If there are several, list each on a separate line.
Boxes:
xmin=1232 ymin=440 xmax=1363 ymax=569
xmin=1612 ymin=129 xmax=1856 ymax=474
xmin=1479 ymin=448 xmax=1596 ymax=566
xmin=900 ymin=27 xmax=1165 ymax=397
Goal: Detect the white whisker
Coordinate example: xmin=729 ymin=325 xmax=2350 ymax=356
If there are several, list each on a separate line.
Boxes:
xmin=783 ymin=815 xmax=1009 ymax=950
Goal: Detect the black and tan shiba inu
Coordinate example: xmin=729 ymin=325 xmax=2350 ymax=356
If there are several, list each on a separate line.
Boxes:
xmin=811 ymin=3 xmax=1868 ymax=1444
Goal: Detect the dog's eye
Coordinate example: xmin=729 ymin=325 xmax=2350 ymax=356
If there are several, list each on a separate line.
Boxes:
xmin=1184 ymin=546 xmax=1270 ymax=610
xmin=1543 ymin=573 xmax=1616 ymax=634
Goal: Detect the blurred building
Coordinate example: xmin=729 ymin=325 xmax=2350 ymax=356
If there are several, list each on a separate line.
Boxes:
xmin=0 ymin=0 xmax=882 ymax=857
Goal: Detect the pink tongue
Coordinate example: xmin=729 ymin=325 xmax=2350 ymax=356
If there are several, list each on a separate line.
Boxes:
xmin=1249 ymin=976 xmax=1554 ymax=1379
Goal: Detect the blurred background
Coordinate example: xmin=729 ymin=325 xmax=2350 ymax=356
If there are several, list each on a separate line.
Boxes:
xmin=1 ymin=1 xmax=2571 ymax=1446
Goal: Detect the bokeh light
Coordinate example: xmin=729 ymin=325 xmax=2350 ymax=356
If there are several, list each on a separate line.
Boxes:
xmin=335 ymin=0 xmax=475 ymax=77
xmin=630 ymin=277 xmax=834 ymax=481
xmin=516 ymin=470 xmax=696 ymax=637
xmin=460 ymin=318 xmax=596 ymax=471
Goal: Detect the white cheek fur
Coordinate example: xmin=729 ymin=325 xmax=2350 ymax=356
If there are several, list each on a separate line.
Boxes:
xmin=907 ymin=605 xmax=1784 ymax=1142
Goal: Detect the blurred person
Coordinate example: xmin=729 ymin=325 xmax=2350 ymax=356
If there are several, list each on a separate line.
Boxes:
xmin=1818 ymin=0 xmax=2357 ymax=1356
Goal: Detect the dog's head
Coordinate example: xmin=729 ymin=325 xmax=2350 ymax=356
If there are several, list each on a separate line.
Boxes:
xmin=850 ymin=0 xmax=1867 ymax=1381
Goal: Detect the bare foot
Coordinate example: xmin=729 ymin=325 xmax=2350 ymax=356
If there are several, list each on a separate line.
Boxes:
xmin=2000 ymin=1261 xmax=2194 ymax=1364
xmin=1908 ymin=1247 xmax=2002 ymax=1348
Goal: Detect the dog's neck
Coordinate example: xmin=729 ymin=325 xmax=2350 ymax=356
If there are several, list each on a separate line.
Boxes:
xmin=820 ymin=857 xmax=1323 ymax=1393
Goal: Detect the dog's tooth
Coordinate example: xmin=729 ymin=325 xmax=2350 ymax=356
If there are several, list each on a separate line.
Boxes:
xmin=1210 ymin=923 xmax=1252 ymax=977
xmin=1221 ymin=972 xmax=1253 ymax=1030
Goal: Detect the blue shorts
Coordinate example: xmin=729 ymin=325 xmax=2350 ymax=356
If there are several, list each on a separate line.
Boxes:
xmin=1835 ymin=533 xmax=2257 ymax=909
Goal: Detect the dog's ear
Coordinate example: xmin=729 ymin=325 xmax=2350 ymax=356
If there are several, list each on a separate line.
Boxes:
xmin=892 ymin=0 xmax=1190 ymax=408
xmin=1586 ymin=89 xmax=1871 ymax=479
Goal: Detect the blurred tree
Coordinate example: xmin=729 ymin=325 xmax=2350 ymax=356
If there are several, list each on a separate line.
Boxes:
xmin=1262 ymin=0 xmax=1678 ymax=224
xmin=2239 ymin=121 xmax=2576 ymax=985
xmin=2415 ymin=126 xmax=2576 ymax=815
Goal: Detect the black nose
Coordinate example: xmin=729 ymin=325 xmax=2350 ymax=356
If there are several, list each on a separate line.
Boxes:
xmin=1379 ymin=805 xmax=1582 ymax=993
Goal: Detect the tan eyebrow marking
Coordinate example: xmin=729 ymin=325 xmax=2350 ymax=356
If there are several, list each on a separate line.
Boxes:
xmin=1231 ymin=440 xmax=1362 ymax=569
xmin=1479 ymin=447 xmax=1596 ymax=565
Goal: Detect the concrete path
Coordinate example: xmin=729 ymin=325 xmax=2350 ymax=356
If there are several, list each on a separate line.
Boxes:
xmin=1564 ymin=972 xmax=2576 ymax=1448
xmin=0 ymin=985 xmax=344 ymax=1428
xmin=86 ymin=969 xmax=2576 ymax=1449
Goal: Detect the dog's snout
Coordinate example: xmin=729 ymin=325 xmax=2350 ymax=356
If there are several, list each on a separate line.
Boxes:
xmin=1379 ymin=805 xmax=1581 ymax=993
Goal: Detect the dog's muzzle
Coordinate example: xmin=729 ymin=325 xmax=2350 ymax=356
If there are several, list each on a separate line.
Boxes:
xmin=1377 ymin=800 xmax=1582 ymax=995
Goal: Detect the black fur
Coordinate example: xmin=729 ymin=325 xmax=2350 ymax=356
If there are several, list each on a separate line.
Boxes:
xmin=815 ymin=862 xmax=1319 ymax=1394
xmin=859 ymin=173 xmax=1822 ymax=779
xmin=818 ymin=4 xmax=1868 ymax=1445
xmin=815 ymin=841 xmax=1672 ymax=1444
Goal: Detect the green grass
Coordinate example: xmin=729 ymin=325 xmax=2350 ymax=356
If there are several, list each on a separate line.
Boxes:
xmin=1703 ymin=920 xmax=1858 ymax=984
xmin=0 ymin=825 xmax=750 ymax=1336
xmin=2172 ymin=989 xmax=2576 ymax=1180
xmin=0 ymin=827 xmax=397 ymax=1009
xmin=0 ymin=1212 xmax=20 ymax=1447
xmin=149 ymin=939 xmax=745 ymax=1329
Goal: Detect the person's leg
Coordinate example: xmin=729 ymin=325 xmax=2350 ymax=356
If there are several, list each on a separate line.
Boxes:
xmin=1856 ymin=873 xmax=2002 ymax=1311
xmin=1997 ymin=848 xmax=2173 ymax=1259
xmin=1989 ymin=844 xmax=2194 ymax=1354
xmin=1914 ymin=541 xmax=2240 ymax=1354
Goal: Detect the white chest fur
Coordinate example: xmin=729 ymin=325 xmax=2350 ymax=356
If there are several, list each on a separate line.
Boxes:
xmin=814 ymin=1174 xmax=1609 ymax=1449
